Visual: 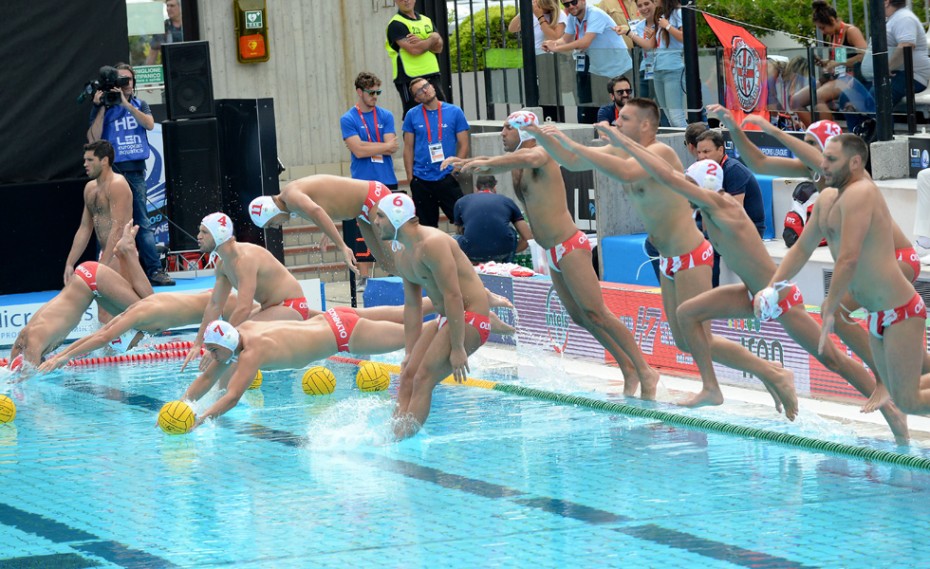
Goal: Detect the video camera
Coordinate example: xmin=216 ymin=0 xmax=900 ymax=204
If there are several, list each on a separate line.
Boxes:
xmin=77 ymin=66 xmax=131 ymax=107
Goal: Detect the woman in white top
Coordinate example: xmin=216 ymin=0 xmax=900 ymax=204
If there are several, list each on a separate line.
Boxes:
xmin=653 ymin=0 xmax=686 ymax=127
xmin=621 ymin=0 xmax=658 ymax=111
xmin=510 ymin=0 xmax=569 ymax=120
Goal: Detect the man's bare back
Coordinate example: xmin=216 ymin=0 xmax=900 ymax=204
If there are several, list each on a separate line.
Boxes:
xmin=217 ymin=242 xmax=305 ymax=309
xmin=281 ymin=174 xmax=372 ymax=220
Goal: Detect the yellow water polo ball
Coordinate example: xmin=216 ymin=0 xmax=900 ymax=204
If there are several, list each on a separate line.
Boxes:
xmin=301 ymin=366 xmax=336 ymax=395
xmin=0 ymin=395 xmax=16 ymax=424
xmin=356 ymin=362 xmax=391 ymax=392
xmin=158 ymin=400 xmax=195 ymax=435
xmin=250 ymin=370 xmax=263 ymax=389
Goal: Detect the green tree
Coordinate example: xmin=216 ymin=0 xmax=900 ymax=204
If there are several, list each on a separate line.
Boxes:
xmin=449 ymin=6 xmax=520 ymax=72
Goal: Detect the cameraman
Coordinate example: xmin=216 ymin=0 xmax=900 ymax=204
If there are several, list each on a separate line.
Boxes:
xmin=87 ymin=63 xmax=174 ymax=287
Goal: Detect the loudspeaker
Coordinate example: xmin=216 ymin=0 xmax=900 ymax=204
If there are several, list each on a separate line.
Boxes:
xmin=163 ymin=41 xmax=215 ymax=120
xmin=163 ymin=118 xmax=223 ymax=250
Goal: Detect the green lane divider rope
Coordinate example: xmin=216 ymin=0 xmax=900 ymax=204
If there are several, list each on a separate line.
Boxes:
xmin=491 ymin=383 xmax=930 ymax=471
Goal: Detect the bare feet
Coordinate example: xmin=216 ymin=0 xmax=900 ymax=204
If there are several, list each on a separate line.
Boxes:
xmin=639 ymin=367 xmax=660 ymax=401
xmin=487 ymin=290 xmax=514 ymax=310
xmin=764 ymin=367 xmax=798 ymax=421
xmin=621 ymin=372 xmax=639 ymax=397
xmin=678 ymin=388 xmax=725 ymax=408
xmin=879 ymin=402 xmax=909 ymax=445
xmin=762 ymin=381 xmax=784 ymax=414
xmin=861 ymin=381 xmax=891 ymax=414
xmin=489 ymin=312 xmax=515 ymax=336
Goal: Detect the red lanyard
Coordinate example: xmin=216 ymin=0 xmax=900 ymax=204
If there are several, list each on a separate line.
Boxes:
xmin=618 ymin=0 xmax=630 ymax=20
xmin=355 ymin=105 xmax=381 ymax=143
xmin=615 ymin=105 xmax=620 ymax=122
xmin=574 ymin=17 xmax=587 ymax=41
xmin=423 ymin=102 xmax=443 ymax=143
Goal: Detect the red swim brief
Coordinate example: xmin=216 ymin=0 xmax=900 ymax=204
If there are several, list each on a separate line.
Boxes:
xmin=437 ymin=311 xmax=491 ymax=345
xmin=867 ymin=293 xmax=927 ymax=339
xmin=546 ymin=231 xmax=591 ymax=273
xmin=74 ymin=262 xmax=101 ymax=297
xmin=358 ymin=180 xmax=391 ymax=224
xmin=323 ymin=307 xmax=360 ymax=352
xmin=659 ymin=240 xmax=714 ymax=280
xmin=282 ymin=297 xmax=311 ymax=320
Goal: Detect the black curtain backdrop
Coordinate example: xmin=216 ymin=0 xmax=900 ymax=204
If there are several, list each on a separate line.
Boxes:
xmin=0 ymin=0 xmax=128 ymax=183
xmin=0 ymin=0 xmax=128 ymax=294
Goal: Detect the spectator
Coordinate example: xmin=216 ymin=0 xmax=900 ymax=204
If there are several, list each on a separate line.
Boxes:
xmin=622 ymin=0 xmax=658 ymax=105
xmin=541 ymin=0 xmax=633 ymax=124
xmin=508 ymin=0 xmax=569 ymax=121
xmin=683 ymin=120 xmax=706 ymax=157
xmin=790 ymin=1 xmax=869 ymax=124
xmin=453 ymin=175 xmax=534 ymax=264
xmin=861 ymin=0 xmax=930 ymax=107
xmin=915 ymin=168 xmax=930 ymax=264
xmin=146 ymin=0 xmax=183 ymax=65
xmin=598 ymin=0 xmax=639 ymax=49
xmin=386 ymin=0 xmax=444 ymax=115
xmin=653 ymin=0 xmax=686 ymax=127
xmin=596 ymin=75 xmax=633 ymax=126
xmin=695 ymin=129 xmax=766 ymax=287
xmin=340 ymin=71 xmax=400 ymax=291
xmin=87 ymin=63 xmax=174 ymax=287
xmin=402 ymin=77 xmax=469 ymax=228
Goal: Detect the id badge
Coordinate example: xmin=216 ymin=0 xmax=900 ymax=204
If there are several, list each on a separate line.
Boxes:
xmin=834 ymin=47 xmax=847 ymax=78
xmin=574 ymin=50 xmax=588 ymax=72
xmin=429 ymin=143 xmax=445 ymax=163
xmin=644 ymin=62 xmax=654 ymax=81
xmin=371 ymin=154 xmax=384 ymax=163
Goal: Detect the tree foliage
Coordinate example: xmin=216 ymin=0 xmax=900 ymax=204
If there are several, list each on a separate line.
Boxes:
xmin=449 ymin=6 xmax=520 ymax=72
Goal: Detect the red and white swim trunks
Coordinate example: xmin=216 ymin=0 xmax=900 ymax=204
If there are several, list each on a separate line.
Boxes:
xmin=281 ymin=297 xmax=312 ymax=320
xmin=546 ymin=231 xmax=591 ymax=273
xmin=436 ymin=311 xmax=491 ymax=345
xmin=358 ymin=180 xmax=391 ymax=224
xmin=74 ymin=262 xmax=101 ymax=297
xmin=323 ymin=307 xmax=360 ymax=352
xmin=867 ymin=293 xmax=926 ymax=339
xmin=896 ymin=247 xmax=921 ymax=283
xmin=659 ymin=240 xmax=714 ymax=280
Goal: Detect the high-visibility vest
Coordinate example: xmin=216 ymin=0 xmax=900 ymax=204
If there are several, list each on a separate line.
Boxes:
xmin=386 ymin=12 xmax=440 ymax=81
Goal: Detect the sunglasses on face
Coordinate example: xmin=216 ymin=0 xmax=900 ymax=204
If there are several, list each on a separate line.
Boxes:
xmin=364 ymin=89 xmax=383 ymax=96
xmin=562 ymin=0 xmax=579 ymax=7
xmin=614 ymin=88 xmax=633 ymax=95
xmin=414 ymin=83 xmax=431 ymax=96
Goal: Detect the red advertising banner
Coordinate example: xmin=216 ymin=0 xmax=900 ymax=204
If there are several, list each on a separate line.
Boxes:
xmin=704 ymin=13 xmax=769 ymax=127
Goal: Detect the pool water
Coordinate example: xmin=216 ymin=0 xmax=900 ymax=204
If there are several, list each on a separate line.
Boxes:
xmin=1 ymin=342 xmax=930 ymax=568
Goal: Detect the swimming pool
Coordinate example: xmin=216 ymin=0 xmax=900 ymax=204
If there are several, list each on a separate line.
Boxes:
xmin=1 ymin=340 xmax=930 ymax=568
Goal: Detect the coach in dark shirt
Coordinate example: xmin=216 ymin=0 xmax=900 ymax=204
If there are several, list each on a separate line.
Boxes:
xmin=453 ymin=175 xmax=533 ymax=264
xmin=695 ymin=129 xmax=767 ymax=286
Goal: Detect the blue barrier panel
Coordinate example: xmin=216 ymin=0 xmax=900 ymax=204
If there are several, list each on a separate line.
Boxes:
xmin=600 ymin=233 xmax=659 ymax=287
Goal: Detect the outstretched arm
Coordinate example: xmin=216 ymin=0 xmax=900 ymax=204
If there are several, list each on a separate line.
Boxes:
xmin=705 ymin=104 xmax=808 ymax=178
xmin=742 ymin=113 xmax=825 ymax=176
xmin=286 ymin=192 xmax=359 ymax=274
xmin=524 ymin=124 xmax=599 ymax=171
xmin=599 ymin=125 xmax=726 ymax=211
xmin=443 ymin=147 xmax=549 ymax=175
xmin=39 ymin=309 xmax=145 ymax=371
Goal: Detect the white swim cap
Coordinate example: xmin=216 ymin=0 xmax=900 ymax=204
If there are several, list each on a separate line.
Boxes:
xmin=377 ymin=193 xmax=416 ymax=252
xmin=202 ymin=212 xmax=234 ymax=249
xmin=203 ymin=320 xmax=240 ymax=355
xmin=507 ymin=110 xmax=539 ymax=147
xmin=249 ymin=196 xmax=284 ymax=228
xmin=805 ymin=120 xmax=842 ymax=151
xmin=109 ymin=329 xmax=140 ymax=354
xmin=685 ymin=160 xmax=724 ymax=192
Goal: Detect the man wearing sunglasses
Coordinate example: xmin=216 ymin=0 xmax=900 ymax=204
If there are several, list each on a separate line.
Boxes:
xmin=341 ymin=71 xmax=400 ymax=290
xmin=541 ymin=0 xmax=632 ymax=123
xmin=596 ymin=75 xmax=633 ymax=129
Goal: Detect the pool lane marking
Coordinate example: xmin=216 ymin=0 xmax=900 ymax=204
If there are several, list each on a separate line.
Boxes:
xmin=51 ymin=379 xmax=819 ymax=569
xmin=0 ymin=502 xmax=177 ymax=569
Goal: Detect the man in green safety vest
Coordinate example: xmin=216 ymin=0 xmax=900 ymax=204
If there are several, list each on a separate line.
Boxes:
xmin=385 ymin=0 xmax=445 ymax=114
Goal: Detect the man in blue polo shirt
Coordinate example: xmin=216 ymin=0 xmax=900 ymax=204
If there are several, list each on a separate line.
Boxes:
xmin=541 ymin=0 xmax=633 ymax=123
xmin=453 ymin=175 xmax=534 ymax=264
xmin=402 ymin=77 xmax=470 ymax=228
xmin=695 ymin=128 xmax=766 ymax=287
xmin=340 ymin=71 xmax=399 ymax=289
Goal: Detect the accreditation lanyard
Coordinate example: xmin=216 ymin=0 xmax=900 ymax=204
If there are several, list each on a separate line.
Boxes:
xmin=574 ymin=16 xmax=587 ymax=41
xmin=615 ymin=105 xmax=620 ymax=123
xmin=828 ymin=22 xmax=846 ymax=61
xmin=356 ymin=105 xmax=381 ymax=143
xmin=423 ymin=102 xmax=443 ymax=143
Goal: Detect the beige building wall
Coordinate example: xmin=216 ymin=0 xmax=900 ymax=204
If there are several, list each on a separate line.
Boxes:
xmin=196 ymin=0 xmax=405 ymax=181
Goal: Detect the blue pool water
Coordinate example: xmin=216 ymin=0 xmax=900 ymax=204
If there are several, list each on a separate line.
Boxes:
xmin=1 ymin=340 xmax=930 ymax=568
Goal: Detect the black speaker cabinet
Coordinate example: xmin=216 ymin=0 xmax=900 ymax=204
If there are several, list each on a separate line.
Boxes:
xmin=163 ymin=118 xmax=223 ymax=250
xmin=163 ymin=41 xmax=215 ymax=120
